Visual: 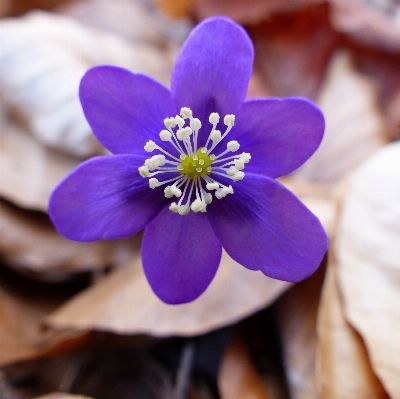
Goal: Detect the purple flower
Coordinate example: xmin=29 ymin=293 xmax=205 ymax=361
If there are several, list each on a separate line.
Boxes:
xmin=49 ymin=17 xmax=328 ymax=304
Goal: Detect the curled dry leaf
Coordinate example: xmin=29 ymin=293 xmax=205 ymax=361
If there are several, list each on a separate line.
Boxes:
xmin=316 ymin=261 xmax=389 ymax=398
xmin=335 ymin=142 xmax=400 ymax=397
xmin=35 ymin=394 xmax=94 ymax=399
xmin=0 ymin=200 xmax=139 ymax=279
xmin=0 ymin=11 xmax=172 ymax=157
xmin=275 ymin=262 xmax=326 ymax=399
xmin=248 ymin=4 xmax=340 ymax=100
xmin=330 ymin=0 xmax=400 ymax=53
xmin=218 ymin=334 xmax=272 ymax=399
xmin=293 ymin=50 xmax=386 ymax=185
xmin=0 ymin=108 xmax=79 ymax=211
xmin=46 ymin=251 xmax=290 ymax=336
xmin=192 ymin=0 xmax=322 ymax=25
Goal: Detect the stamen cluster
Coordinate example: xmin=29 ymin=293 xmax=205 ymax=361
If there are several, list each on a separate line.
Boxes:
xmin=138 ymin=107 xmax=251 ymax=215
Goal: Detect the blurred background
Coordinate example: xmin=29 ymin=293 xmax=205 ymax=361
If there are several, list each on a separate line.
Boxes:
xmin=0 ymin=0 xmax=399 ymax=398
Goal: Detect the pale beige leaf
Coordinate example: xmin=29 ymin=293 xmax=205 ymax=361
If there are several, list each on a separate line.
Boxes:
xmin=35 ymin=394 xmax=94 ymax=399
xmin=47 ymin=251 xmax=290 ymax=336
xmin=330 ymin=0 xmax=400 ymax=53
xmin=0 ymin=11 xmax=172 ymax=157
xmin=316 ymin=262 xmax=389 ymax=398
xmin=59 ymin=0 xmax=191 ymax=45
xmin=219 ymin=334 xmax=272 ymax=399
xmin=0 ymin=108 xmax=79 ymax=211
xmin=0 ymin=200 xmax=139 ymax=278
xmin=293 ymin=50 xmax=386 ymax=184
xmin=335 ymin=142 xmax=400 ymax=397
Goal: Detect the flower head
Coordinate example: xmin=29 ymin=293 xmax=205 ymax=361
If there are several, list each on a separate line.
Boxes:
xmin=49 ymin=17 xmax=328 ymax=304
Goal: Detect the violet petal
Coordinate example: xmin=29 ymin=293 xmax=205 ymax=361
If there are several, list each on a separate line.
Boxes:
xmin=171 ymin=17 xmax=254 ymax=142
xmin=49 ymin=155 xmax=167 ymax=241
xmin=79 ymin=66 xmax=175 ymax=155
xmin=142 ymin=206 xmax=222 ymax=304
xmin=207 ymin=173 xmax=328 ymax=282
xmin=230 ymin=98 xmax=325 ymax=178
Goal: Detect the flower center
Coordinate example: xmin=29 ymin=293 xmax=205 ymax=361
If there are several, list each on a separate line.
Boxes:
xmin=138 ymin=107 xmax=251 ymax=215
xmin=178 ymin=149 xmax=214 ymax=178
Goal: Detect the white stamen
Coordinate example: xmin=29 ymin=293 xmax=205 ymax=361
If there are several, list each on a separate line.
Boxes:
xmin=224 ymin=114 xmax=235 ymax=126
xmin=138 ymin=165 xmax=150 ymax=177
xmin=210 ymin=130 xmax=221 ymax=142
xmin=149 ymin=178 xmax=160 ymax=188
xmin=227 ymin=140 xmax=240 ymax=152
xmin=160 ymin=130 xmax=172 ymax=141
xmin=144 ymin=140 xmax=157 ymax=152
xmin=232 ymin=172 xmax=245 ymax=181
xmin=164 ymin=117 xmax=176 ymax=129
xmin=209 ymin=112 xmax=220 ymax=124
xmin=139 ymin=108 xmax=251 ymax=215
xmin=180 ymin=107 xmax=193 ymax=119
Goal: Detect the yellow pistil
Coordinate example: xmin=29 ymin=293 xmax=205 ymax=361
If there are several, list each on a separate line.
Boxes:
xmin=177 ymin=148 xmax=214 ymax=178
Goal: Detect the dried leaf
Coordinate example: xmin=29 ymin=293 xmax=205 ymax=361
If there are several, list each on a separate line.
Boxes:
xmin=59 ymin=0 xmax=191 ymax=45
xmin=218 ymin=334 xmax=272 ymax=399
xmin=330 ymin=0 xmax=400 ymax=53
xmin=248 ymin=5 xmax=340 ymax=99
xmin=316 ymin=261 xmax=389 ymax=398
xmin=47 ymin=252 xmax=290 ymax=336
xmin=0 ymin=11 xmax=172 ymax=157
xmin=0 ymin=282 xmax=87 ymax=367
xmin=0 ymin=109 xmax=79 ymax=211
xmin=293 ymin=50 xmax=386 ymax=184
xmin=192 ymin=0 xmax=322 ymax=25
xmin=0 ymin=200 xmax=138 ymax=279
xmin=276 ymin=263 xmax=326 ymax=399
xmin=155 ymin=0 xmax=191 ymax=18
xmin=335 ymin=142 xmax=400 ymax=397
xmin=36 ymin=396 xmax=91 ymax=399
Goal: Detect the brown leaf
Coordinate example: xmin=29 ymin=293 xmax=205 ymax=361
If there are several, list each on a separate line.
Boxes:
xmin=218 ymin=334 xmax=272 ymax=399
xmin=247 ymin=5 xmax=340 ymax=99
xmin=0 ymin=199 xmax=138 ymax=279
xmin=353 ymin=48 xmax=400 ymax=141
xmin=192 ymin=0 xmax=322 ymax=25
xmin=293 ymin=50 xmax=386 ymax=185
xmin=47 ymin=251 xmax=290 ymax=336
xmin=330 ymin=0 xmax=400 ymax=53
xmin=335 ymin=142 xmax=400 ymax=397
xmin=316 ymin=261 xmax=389 ymax=398
xmin=0 ymin=280 xmax=87 ymax=366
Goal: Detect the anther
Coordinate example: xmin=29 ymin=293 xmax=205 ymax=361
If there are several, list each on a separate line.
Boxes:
xmin=191 ymin=118 xmax=202 ymax=130
xmin=206 ymin=182 xmax=219 ymax=190
xmin=240 ymin=152 xmax=251 ymax=163
xmin=232 ymin=172 xmax=245 ymax=181
xmin=138 ymin=165 xmax=150 ymax=177
xmin=224 ymin=114 xmax=235 ymax=126
xmin=210 ymin=130 xmax=221 ymax=142
xmin=144 ymin=140 xmax=157 ymax=152
xmin=209 ymin=112 xmax=220 ymax=124
xmin=227 ymin=141 xmax=240 ymax=152
xmin=164 ymin=117 xmax=176 ymax=129
xmin=160 ymin=130 xmax=172 ymax=141
xmin=234 ymin=159 xmax=245 ymax=170
xmin=149 ymin=178 xmax=160 ymax=188
xmin=180 ymin=107 xmax=193 ymax=119
xmin=175 ymin=116 xmax=185 ymax=128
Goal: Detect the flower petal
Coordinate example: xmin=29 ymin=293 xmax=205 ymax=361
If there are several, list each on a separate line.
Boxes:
xmin=142 ymin=206 xmax=222 ymax=304
xmin=79 ymin=66 xmax=175 ymax=155
xmin=49 ymin=155 xmax=167 ymax=241
xmin=230 ymin=98 xmax=325 ymax=178
xmin=207 ymin=173 xmax=328 ymax=282
xmin=171 ymin=17 xmax=254 ymax=131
